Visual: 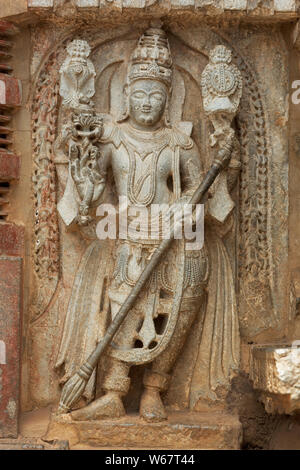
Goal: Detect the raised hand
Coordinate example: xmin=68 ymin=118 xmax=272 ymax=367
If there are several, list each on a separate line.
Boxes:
xmin=69 ymin=142 xmax=106 ymax=225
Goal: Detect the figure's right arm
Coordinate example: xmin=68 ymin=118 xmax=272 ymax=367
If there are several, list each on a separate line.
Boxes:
xmin=92 ymin=142 xmax=112 ymax=205
xmin=56 ymin=124 xmax=112 ymax=228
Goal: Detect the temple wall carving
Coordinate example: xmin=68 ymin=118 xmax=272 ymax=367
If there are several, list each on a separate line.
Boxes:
xmin=0 ymin=0 xmax=300 ymax=450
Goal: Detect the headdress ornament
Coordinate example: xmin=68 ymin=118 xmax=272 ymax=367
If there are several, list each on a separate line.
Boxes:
xmin=128 ymin=22 xmax=173 ymax=88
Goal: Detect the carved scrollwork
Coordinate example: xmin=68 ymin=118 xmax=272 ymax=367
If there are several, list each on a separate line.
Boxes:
xmin=232 ymin=51 xmax=274 ymax=333
xmin=236 ymin=79 xmax=270 ymax=267
xmin=31 ymin=52 xmax=61 ymax=320
xmin=32 ymin=52 xmax=60 ymax=286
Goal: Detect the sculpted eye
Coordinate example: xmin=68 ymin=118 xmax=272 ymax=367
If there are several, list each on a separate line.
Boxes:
xmin=151 ymin=93 xmax=163 ymax=101
xmin=132 ymin=92 xmax=145 ymax=99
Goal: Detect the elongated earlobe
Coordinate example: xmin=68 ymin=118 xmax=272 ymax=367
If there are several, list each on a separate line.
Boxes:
xmin=117 ymin=83 xmax=130 ymax=122
xmin=164 ymin=93 xmax=171 ymax=127
xmin=123 ymin=83 xmax=129 ymax=97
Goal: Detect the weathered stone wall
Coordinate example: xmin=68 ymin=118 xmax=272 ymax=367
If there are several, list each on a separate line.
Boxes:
xmin=1 ymin=0 xmax=300 ymax=449
xmin=0 ymin=20 xmax=24 ymax=439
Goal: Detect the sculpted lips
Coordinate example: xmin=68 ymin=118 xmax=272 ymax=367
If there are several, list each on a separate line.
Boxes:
xmin=140 ymin=106 xmax=152 ymax=113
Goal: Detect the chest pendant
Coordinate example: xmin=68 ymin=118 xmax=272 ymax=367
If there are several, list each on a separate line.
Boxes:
xmin=125 ymin=142 xmax=168 ymax=207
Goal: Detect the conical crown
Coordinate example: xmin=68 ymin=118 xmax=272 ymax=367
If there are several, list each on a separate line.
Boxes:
xmin=128 ymin=25 xmax=173 ymax=88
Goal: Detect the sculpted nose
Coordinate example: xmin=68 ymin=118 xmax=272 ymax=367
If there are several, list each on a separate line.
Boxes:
xmin=143 ymin=95 xmax=151 ymax=106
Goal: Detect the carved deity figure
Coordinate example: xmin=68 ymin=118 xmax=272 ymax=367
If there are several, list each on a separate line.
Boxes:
xmin=55 ymin=25 xmax=242 ymax=421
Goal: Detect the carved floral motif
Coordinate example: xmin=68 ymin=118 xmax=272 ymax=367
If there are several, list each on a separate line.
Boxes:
xmin=32 ymin=52 xmax=60 ymax=319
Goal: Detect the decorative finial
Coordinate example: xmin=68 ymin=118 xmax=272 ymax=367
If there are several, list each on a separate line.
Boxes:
xmin=201 ymin=44 xmax=242 ymax=117
xmin=59 ymin=39 xmax=96 ymax=110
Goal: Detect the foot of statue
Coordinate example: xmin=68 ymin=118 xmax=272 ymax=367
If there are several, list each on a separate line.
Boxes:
xmin=71 ymin=391 xmax=125 ymax=421
xmin=140 ymin=388 xmax=167 ymax=422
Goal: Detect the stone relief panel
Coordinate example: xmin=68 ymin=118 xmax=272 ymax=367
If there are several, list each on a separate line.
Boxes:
xmin=28 ymin=22 xmax=288 ymax=413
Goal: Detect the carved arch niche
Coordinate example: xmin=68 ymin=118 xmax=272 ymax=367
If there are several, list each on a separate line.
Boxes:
xmin=29 ymin=24 xmax=288 ymax=407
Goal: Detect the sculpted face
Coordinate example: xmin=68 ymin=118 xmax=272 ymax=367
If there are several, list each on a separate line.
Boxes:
xmin=127 ymin=79 xmax=168 ymax=130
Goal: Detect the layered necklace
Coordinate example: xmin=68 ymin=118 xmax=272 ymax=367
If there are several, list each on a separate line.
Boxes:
xmin=121 ymin=124 xmax=171 ymax=207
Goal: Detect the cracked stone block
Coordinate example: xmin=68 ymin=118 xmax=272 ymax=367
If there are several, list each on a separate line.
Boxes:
xmin=0 ymin=224 xmax=24 ymax=257
xmin=250 ymin=345 xmax=300 ymax=415
xmin=0 ymin=257 xmax=22 ymax=438
xmin=0 ymin=153 xmax=20 ymax=181
xmin=0 ymin=75 xmax=22 ymax=108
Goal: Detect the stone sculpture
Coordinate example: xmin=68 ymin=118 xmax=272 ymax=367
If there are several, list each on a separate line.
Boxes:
xmin=59 ymin=39 xmax=96 ymax=110
xmin=54 ymin=24 xmax=242 ymax=422
xmin=201 ymin=45 xmax=242 ymax=223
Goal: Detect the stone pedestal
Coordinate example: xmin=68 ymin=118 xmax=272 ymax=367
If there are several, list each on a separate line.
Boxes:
xmin=46 ymin=411 xmax=242 ymax=450
xmin=0 ymin=438 xmax=69 ymax=450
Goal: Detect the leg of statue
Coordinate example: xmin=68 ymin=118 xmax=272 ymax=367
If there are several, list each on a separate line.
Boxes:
xmin=140 ymin=303 xmax=200 ymax=422
xmin=71 ymin=358 xmax=130 ymax=421
xmin=72 ymin=300 xmax=141 ymax=421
